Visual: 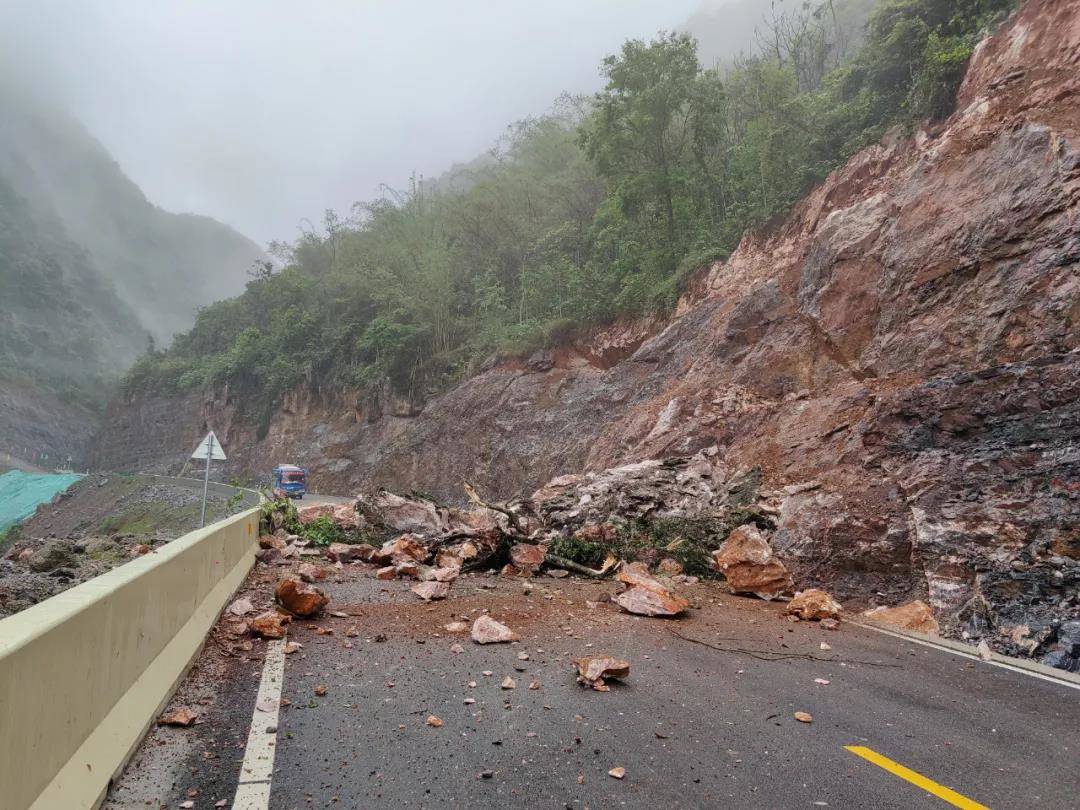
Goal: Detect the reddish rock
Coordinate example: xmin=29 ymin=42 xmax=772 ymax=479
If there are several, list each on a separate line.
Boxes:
xmin=436 ymin=542 xmax=478 ymax=568
xmin=470 ymin=615 xmax=518 ymax=644
xmin=130 ymin=544 xmax=151 ymax=556
xmin=158 ymin=707 xmax=197 ymax=727
xmin=395 ymin=561 xmax=421 ymax=579
xmin=430 ymin=565 xmax=460 ymax=582
xmin=509 ymin=543 xmax=547 ymax=573
xmin=574 ymin=656 xmax=630 ymax=691
xmin=616 ymin=561 xmax=666 ymax=593
xmin=375 ymin=566 xmax=397 ymax=580
xmin=258 ymin=534 xmax=285 ymax=551
xmin=863 ymin=601 xmax=940 ymax=635
xmin=784 ymin=589 xmax=842 ymax=621
xmin=445 ymin=621 xmax=469 ymax=633
xmin=251 ymin=611 xmax=291 ymax=639
xmin=297 ymin=563 xmax=326 ymax=583
xmin=411 ymin=581 xmax=450 ymax=601
xmin=614 ymin=585 xmax=689 ymax=618
xmin=275 ymin=577 xmax=329 ymax=617
xmin=332 ymin=503 xmax=360 ymax=529
xmin=712 ymin=525 xmax=793 ymax=600
xmin=380 ymin=534 xmax=429 ymax=564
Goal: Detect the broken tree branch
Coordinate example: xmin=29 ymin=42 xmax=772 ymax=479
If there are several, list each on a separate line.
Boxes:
xmin=544 ymin=553 xmax=618 ymax=579
xmin=463 ymin=481 xmax=525 ymax=535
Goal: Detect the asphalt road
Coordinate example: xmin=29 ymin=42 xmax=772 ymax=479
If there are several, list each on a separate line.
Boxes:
xmin=107 ymin=568 xmax=1079 ymax=810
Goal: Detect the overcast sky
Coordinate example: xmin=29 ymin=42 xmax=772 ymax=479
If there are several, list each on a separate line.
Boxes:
xmin=0 ymin=0 xmax=716 ymax=247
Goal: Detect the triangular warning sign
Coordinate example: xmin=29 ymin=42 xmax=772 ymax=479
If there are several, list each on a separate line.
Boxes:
xmin=191 ymin=430 xmax=227 ymax=461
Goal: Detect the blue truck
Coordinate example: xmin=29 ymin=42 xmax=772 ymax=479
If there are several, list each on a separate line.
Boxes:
xmin=271 ymin=465 xmax=307 ymax=499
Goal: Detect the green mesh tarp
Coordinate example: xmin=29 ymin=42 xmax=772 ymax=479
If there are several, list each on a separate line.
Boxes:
xmin=0 ymin=470 xmax=83 ymax=531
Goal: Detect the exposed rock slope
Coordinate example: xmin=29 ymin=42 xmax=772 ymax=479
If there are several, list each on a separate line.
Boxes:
xmin=95 ymin=0 xmax=1078 ymax=656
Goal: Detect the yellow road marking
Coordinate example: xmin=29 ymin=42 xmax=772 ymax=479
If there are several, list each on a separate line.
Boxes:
xmin=845 ymin=746 xmax=990 ymax=810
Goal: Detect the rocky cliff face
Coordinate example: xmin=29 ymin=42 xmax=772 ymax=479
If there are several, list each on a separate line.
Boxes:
xmin=94 ymin=0 xmax=1078 ymax=651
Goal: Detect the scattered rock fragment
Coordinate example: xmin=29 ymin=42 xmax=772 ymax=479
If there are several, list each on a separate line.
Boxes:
xmin=297 ymin=563 xmax=326 ymax=583
xmin=251 ymin=611 xmax=291 ymax=639
xmin=501 ymin=676 xmax=517 ymax=690
xmin=820 ymin=618 xmax=840 ymax=631
xmin=862 ymin=600 xmax=940 ymax=635
xmin=574 ymin=656 xmax=630 ymax=691
xmin=283 ymin=642 xmax=303 ymax=655
xmin=445 ymin=621 xmax=469 ymax=633
xmin=614 ymin=585 xmax=688 ymax=618
xmin=794 ymin=711 xmax=813 ymax=723
xmin=426 ymin=714 xmax=444 ymax=728
xmin=158 ymin=707 xmax=197 ymax=727
xmin=275 ymin=577 xmax=329 ymax=617
xmin=227 ymin=597 xmax=254 ymax=616
xmin=411 ymin=581 xmax=450 ymax=601
xmin=784 ymin=589 xmax=842 ymax=621
xmin=471 ymin=615 xmax=519 ymax=644
xmin=608 ymin=766 xmax=626 ymax=779
xmin=130 ymin=544 xmax=151 ymax=556
xmin=376 ymin=566 xmax=397 ymax=581
xmin=711 ymin=524 xmax=793 ymax=600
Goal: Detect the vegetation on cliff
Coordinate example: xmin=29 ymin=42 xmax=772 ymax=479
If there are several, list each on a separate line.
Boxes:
xmin=126 ymin=0 xmax=1016 ymax=416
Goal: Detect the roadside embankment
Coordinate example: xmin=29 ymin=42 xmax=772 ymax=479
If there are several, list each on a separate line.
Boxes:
xmin=0 ymin=474 xmax=256 ymax=618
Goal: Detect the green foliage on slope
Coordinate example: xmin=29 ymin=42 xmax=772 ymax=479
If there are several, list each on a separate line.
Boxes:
xmin=128 ymin=0 xmax=1016 ymax=413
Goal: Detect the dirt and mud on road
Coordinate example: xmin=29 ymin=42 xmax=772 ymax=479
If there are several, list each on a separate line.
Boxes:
xmin=0 ymin=474 xmax=253 ymax=618
xmin=106 ymin=527 xmax=1080 ymax=810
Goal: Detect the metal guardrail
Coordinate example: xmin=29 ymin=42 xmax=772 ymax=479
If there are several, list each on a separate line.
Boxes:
xmin=0 ymin=480 xmax=264 ymax=809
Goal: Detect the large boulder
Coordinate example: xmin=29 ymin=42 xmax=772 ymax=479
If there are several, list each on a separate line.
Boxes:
xmin=275 ymin=577 xmax=329 ymax=617
xmin=711 ymin=525 xmax=793 ymax=600
xmin=862 ymin=600 xmax=940 ymax=635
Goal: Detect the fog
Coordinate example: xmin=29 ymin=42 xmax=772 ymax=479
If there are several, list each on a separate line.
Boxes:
xmin=0 ymin=0 xmax=749 ymax=247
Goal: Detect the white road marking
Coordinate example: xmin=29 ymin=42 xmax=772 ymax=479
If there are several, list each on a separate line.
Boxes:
xmin=232 ymin=638 xmax=286 ymax=809
xmin=854 ymin=621 xmax=1080 ymax=692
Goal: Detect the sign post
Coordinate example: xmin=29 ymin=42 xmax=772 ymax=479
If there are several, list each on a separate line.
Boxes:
xmin=191 ymin=430 xmax=227 ymax=528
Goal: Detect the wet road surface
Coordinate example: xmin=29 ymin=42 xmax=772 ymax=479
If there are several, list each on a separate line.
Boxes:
xmin=107 ymin=566 xmax=1080 ymax=809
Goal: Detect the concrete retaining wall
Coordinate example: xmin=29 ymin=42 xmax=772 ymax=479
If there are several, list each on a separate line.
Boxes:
xmin=0 ymin=504 xmax=261 ymax=809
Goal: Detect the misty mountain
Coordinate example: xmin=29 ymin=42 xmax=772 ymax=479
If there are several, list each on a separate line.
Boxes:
xmin=0 ymin=85 xmax=264 ymax=345
xmin=0 ymin=84 xmax=265 ymax=464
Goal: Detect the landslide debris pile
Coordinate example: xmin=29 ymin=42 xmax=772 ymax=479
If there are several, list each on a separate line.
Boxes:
xmin=257 ymin=444 xmax=1078 ymax=673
